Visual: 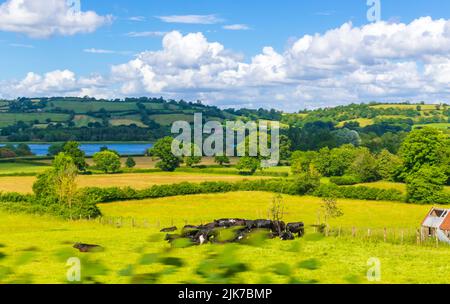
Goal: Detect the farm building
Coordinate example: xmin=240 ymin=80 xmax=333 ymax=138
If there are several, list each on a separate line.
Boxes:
xmin=421 ymin=208 xmax=450 ymax=244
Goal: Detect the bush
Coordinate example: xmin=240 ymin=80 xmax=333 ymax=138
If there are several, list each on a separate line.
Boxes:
xmin=0 ymin=193 xmax=101 ymax=219
xmin=0 ymin=192 xmax=33 ymax=203
xmin=406 ymin=165 xmax=448 ymax=204
xmin=125 ymin=157 xmax=136 ymax=168
xmin=329 ymin=175 xmax=361 ymax=186
xmin=313 ymin=184 xmax=404 ymax=201
xmin=93 ymin=151 xmax=121 ymax=173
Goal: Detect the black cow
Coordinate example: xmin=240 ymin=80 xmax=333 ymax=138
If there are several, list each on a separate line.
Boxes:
xmin=73 ymin=243 xmax=104 ymax=253
xmin=214 ymin=218 xmax=246 ymax=228
xmin=286 ymin=222 xmax=305 ymax=237
xmin=251 ymin=219 xmax=273 ymax=230
xmin=164 ymin=234 xmax=181 ymax=242
xmin=160 ymin=226 xmax=177 ymax=233
xmin=271 ymin=221 xmax=286 ymax=236
xmin=193 ymin=228 xmax=218 ymax=245
xmin=280 ymin=231 xmax=295 ymax=241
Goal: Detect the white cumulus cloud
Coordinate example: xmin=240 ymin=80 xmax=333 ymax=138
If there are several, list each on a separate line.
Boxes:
xmin=1 ymin=17 xmax=450 ymax=110
xmin=156 ymin=14 xmax=223 ymax=24
xmin=0 ymin=0 xmax=112 ymax=38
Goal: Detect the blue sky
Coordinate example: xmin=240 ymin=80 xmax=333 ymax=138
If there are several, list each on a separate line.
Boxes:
xmin=0 ymin=0 xmax=449 ymax=110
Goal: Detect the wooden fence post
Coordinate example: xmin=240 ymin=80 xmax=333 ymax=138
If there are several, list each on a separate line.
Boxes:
xmin=352 ymin=227 xmax=356 ymax=238
xmin=416 ymin=229 xmax=420 ymax=245
xmin=367 ymin=228 xmax=371 ymax=238
xmin=383 ymin=228 xmax=387 ymax=243
xmin=401 ymin=230 xmax=404 ymax=245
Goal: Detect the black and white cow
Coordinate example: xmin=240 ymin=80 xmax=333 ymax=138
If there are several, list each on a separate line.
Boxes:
xmin=286 ymin=222 xmax=305 ymax=237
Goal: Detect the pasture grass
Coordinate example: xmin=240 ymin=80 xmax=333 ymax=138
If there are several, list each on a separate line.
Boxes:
xmin=1 ymin=192 xmax=450 ymax=283
xmin=337 ymin=118 xmax=374 ymax=127
xmin=0 ymin=113 xmax=71 ymax=127
xmin=0 ymin=162 xmax=51 ymax=175
xmin=0 ymin=173 xmax=269 ymax=194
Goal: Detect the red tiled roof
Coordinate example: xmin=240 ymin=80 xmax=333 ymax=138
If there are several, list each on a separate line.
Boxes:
xmin=440 ymin=213 xmax=450 ymax=231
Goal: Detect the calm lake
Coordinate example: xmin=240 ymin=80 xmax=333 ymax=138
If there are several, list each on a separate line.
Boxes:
xmin=1 ymin=143 xmax=153 ymax=156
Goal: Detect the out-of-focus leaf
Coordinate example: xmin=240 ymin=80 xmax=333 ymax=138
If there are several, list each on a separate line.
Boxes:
xmin=303 ymin=233 xmax=324 ymax=242
xmin=0 ymin=252 xmax=6 ymax=260
xmin=170 ymin=238 xmax=193 ymax=249
xmin=118 ymin=265 xmax=134 ymax=277
xmin=21 ymin=246 xmax=40 ymax=252
xmin=139 ymin=253 xmax=159 ymax=265
xmin=130 ymin=273 xmax=160 ymax=284
xmin=0 ymin=265 xmax=12 ymax=280
xmin=241 ymin=229 xmax=270 ymax=247
xmin=271 ymin=263 xmax=292 ymax=276
xmin=159 ymin=257 xmax=184 ymax=267
xmin=147 ymin=234 xmax=162 ymax=243
xmin=298 ymin=258 xmax=321 ymax=270
xmin=54 ymin=248 xmax=75 ymax=262
xmin=344 ymin=274 xmax=363 ymax=284
xmin=14 ymin=252 xmax=35 ymax=266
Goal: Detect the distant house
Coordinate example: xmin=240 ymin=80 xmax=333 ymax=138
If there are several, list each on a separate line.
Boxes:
xmin=421 ymin=208 xmax=450 ymax=244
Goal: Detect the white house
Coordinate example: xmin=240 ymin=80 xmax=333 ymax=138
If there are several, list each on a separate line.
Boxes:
xmin=421 ymin=208 xmax=450 ymax=244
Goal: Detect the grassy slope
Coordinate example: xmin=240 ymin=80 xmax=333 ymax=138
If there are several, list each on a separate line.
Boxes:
xmin=1 ymin=192 xmax=450 ymax=283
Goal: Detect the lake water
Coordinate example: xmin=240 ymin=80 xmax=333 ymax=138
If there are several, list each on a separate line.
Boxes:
xmin=1 ymin=143 xmax=153 ymax=156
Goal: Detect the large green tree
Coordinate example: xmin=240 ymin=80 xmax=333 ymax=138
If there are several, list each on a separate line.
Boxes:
xmin=399 ymin=127 xmax=449 ymax=180
xmin=149 ymin=137 xmax=182 ymax=172
xmin=93 ymin=151 xmax=121 ymax=173
xmin=62 ymin=141 xmax=87 ymax=171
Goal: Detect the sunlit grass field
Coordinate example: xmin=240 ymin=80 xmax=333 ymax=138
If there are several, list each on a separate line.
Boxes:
xmin=0 ymin=172 xmax=270 ymax=194
xmin=0 ymin=162 xmax=51 ymax=175
xmin=358 ymin=181 xmax=450 ymax=195
xmin=1 ymin=192 xmax=450 ymax=284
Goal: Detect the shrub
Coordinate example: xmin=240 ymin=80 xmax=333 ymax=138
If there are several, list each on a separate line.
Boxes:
xmin=93 ymin=151 xmax=121 ymax=173
xmin=313 ymin=184 xmax=404 ymax=201
xmin=236 ymin=157 xmax=260 ymax=175
xmin=329 ymin=175 xmax=361 ymax=186
xmin=406 ymin=165 xmax=448 ymax=204
xmin=125 ymin=157 xmax=136 ymax=169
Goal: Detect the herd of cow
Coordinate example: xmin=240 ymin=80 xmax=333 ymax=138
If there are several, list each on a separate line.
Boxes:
xmin=160 ymin=218 xmax=305 ymax=245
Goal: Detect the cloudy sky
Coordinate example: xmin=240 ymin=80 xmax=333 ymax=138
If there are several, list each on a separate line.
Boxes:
xmin=0 ymin=0 xmax=449 ymax=111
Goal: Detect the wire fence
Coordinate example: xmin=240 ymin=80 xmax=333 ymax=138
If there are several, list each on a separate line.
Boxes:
xmin=74 ymin=216 xmax=449 ymax=248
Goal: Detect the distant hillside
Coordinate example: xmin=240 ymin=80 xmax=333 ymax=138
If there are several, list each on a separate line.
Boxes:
xmin=0 ymin=98 xmax=448 ymax=145
xmin=0 ymin=97 xmax=282 ymax=142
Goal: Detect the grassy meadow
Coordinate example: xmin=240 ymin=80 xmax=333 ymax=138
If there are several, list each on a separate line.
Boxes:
xmin=0 ymin=153 xmax=449 ymax=284
xmin=0 ymin=172 xmax=270 ymax=194
xmin=1 ymin=192 xmax=450 ymax=284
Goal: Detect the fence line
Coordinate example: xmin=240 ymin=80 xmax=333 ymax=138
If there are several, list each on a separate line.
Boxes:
xmin=72 ymin=217 xmax=448 ymax=247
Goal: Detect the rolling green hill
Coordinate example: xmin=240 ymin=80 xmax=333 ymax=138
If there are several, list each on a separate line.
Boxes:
xmin=0 ymin=98 xmax=448 ymax=143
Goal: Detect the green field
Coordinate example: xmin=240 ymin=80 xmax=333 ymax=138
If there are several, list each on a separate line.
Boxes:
xmin=149 ymin=114 xmax=196 ymax=126
xmin=73 ymin=115 xmax=102 ymax=127
xmin=413 ymin=123 xmax=450 ymax=131
xmin=1 ymin=192 xmax=450 ymax=284
xmin=45 ymin=100 xmax=138 ymax=113
xmin=0 ymin=113 xmax=71 ymax=127
xmin=109 ymin=115 xmax=147 ymax=127
xmin=0 ymin=162 xmax=51 ymax=175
